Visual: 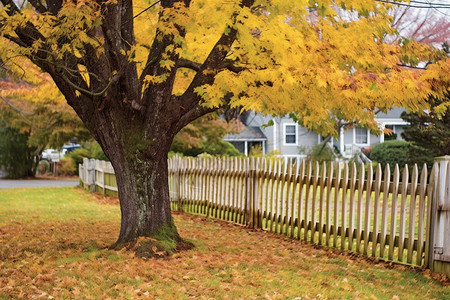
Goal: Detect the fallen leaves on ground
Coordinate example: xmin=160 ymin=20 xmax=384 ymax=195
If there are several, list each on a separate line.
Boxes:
xmin=0 ymin=187 xmax=448 ymax=299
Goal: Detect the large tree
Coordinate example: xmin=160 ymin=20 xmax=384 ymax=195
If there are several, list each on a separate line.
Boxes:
xmin=1 ymin=0 xmax=448 ymax=248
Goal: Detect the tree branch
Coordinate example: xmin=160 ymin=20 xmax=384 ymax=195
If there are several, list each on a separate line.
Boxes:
xmin=222 ymin=59 xmax=244 ymax=73
xmin=27 ymin=0 xmax=48 ymax=14
xmin=60 ymin=72 xmax=119 ymax=97
xmin=177 ymin=58 xmax=202 ymax=72
xmin=0 ymin=96 xmax=33 ymax=115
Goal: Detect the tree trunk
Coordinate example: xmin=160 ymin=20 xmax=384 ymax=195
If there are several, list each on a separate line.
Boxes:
xmin=95 ymin=113 xmax=181 ymax=249
xmin=112 ymin=149 xmax=178 ymax=247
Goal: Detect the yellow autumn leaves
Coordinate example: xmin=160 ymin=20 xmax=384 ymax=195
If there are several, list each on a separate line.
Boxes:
xmin=1 ymin=0 xmax=448 ymax=137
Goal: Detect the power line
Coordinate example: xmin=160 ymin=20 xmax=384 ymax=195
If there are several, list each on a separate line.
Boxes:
xmin=376 ymin=0 xmax=450 ymax=8
xmin=408 ymin=0 xmax=450 ymax=6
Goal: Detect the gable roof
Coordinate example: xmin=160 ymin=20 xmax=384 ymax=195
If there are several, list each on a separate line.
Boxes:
xmin=223 ymin=126 xmax=267 ymax=141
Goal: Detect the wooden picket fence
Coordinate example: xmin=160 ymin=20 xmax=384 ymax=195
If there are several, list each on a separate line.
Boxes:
xmin=80 ymin=156 xmax=450 ymax=271
xmin=168 ymin=156 xmax=439 ymax=267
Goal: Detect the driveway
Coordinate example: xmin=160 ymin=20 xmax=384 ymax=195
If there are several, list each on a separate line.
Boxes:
xmin=0 ymin=179 xmax=79 ymax=189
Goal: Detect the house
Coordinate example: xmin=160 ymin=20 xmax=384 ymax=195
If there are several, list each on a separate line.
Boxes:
xmin=223 ymin=107 xmax=408 ymax=159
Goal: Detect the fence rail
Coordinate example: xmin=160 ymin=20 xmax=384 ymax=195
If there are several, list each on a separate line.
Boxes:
xmin=79 ymin=156 xmax=450 ymax=273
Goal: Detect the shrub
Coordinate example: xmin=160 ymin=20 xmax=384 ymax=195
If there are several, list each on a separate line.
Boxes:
xmin=57 ymin=157 xmax=76 ymax=176
xmin=69 ymin=148 xmax=90 ymax=173
xmin=369 ymin=140 xmax=434 ymax=174
xmin=201 ymin=140 xmax=241 ymax=157
xmin=369 ymin=140 xmax=410 ymax=170
xmin=37 ymin=160 xmax=50 ymax=175
xmin=305 ymin=144 xmax=338 ymax=163
xmin=249 ymin=145 xmax=263 ymax=157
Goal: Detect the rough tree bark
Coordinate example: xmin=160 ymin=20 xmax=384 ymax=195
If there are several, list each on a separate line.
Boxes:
xmin=1 ymin=0 xmax=254 ymax=248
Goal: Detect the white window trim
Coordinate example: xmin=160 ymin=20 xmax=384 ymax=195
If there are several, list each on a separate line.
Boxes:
xmin=353 ymin=127 xmax=370 ymax=146
xmin=283 ymin=123 xmax=298 ymax=146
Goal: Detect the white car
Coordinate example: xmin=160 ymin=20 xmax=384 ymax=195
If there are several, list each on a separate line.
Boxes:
xmin=41 ymin=149 xmax=63 ymax=162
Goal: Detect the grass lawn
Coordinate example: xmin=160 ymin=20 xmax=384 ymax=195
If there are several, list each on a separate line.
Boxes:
xmin=0 ymin=187 xmax=448 ymax=299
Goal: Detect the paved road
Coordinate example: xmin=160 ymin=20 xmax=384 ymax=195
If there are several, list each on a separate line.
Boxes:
xmin=0 ymin=179 xmax=79 ymax=189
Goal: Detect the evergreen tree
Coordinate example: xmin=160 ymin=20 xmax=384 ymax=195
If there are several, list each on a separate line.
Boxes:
xmin=401 ymin=94 xmax=450 ymax=157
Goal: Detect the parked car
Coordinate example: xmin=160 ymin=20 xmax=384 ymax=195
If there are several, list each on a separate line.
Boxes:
xmin=62 ymin=144 xmax=81 ymax=153
xmin=41 ymin=149 xmax=63 ymax=162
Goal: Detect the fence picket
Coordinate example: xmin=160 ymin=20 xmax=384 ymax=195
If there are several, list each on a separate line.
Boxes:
xmin=363 ymin=164 xmax=373 ymax=256
xmin=304 ymin=161 xmax=312 ymax=241
xmin=318 ymin=162 xmax=327 ymax=246
xmin=279 ymin=161 xmax=287 ymax=234
xmin=284 ymin=161 xmax=292 ymax=236
xmin=372 ymin=164 xmax=383 ymax=257
xmin=407 ymin=164 xmax=419 ymax=264
xmin=348 ymin=163 xmax=357 ymax=251
xmin=333 ymin=163 xmax=342 ymax=247
xmin=341 ymin=163 xmax=349 ymax=250
xmin=325 ymin=163 xmax=334 ymax=247
xmin=380 ymin=164 xmax=391 ymax=258
xmin=416 ymin=164 xmax=428 ymax=265
xmin=311 ymin=161 xmax=320 ymax=243
xmin=297 ymin=161 xmax=306 ymax=240
xmin=356 ymin=163 xmax=365 ymax=254
xmin=398 ymin=166 xmax=409 ymax=262
xmin=388 ymin=164 xmax=400 ymax=261
xmin=290 ymin=162 xmax=300 ymax=238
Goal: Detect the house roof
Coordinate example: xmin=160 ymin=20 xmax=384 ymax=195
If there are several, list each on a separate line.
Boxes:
xmin=223 ymin=126 xmax=267 ymax=141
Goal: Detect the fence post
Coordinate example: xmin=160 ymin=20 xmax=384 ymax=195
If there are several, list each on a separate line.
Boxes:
xmin=248 ymin=158 xmax=260 ymax=229
xmin=244 ymin=159 xmax=250 ymax=226
xmin=176 ymin=156 xmax=182 ymax=212
xmin=88 ymin=158 xmax=96 ymax=192
xmin=431 ymin=156 xmax=450 ymax=276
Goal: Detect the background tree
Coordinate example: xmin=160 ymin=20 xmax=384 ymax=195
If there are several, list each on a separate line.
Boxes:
xmin=401 ymin=93 xmax=450 ymax=156
xmin=0 ymin=127 xmax=36 ymax=178
xmin=170 ymin=112 xmax=242 ymax=157
xmin=387 ymin=3 xmax=450 ymax=158
xmin=389 ymin=3 xmax=450 ymax=47
xmin=0 ymin=67 xmax=90 ymax=177
xmin=0 ymin=0 xmax=448 ymax=248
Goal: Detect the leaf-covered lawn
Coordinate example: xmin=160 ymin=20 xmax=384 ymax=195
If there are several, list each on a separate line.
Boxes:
xmin=0 ymin=187 xmax=448 ymax=299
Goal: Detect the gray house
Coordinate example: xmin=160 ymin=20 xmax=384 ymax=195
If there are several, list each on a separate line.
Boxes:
xmin=223 ymin=107 xmax=408 ymax=159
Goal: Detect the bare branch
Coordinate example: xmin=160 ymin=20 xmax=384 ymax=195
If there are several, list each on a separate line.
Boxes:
xmin=60 ymin=72 xmax=119 ymax=97
xmin=0 ymin=96 xmax=33 ymax=115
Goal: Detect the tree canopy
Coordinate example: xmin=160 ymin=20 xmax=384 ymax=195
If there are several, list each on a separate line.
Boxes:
xmin=1 ymin=0 xmax=448 ymax=136
xmin=1 ymin=0 xmax=448 ymax=246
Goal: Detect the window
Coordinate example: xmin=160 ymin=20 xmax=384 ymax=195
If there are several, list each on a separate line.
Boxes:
xmin=284 ymin=124 xmax=297 ymax=145
xmin=355 ymin=127 xmax=368 ymax=144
